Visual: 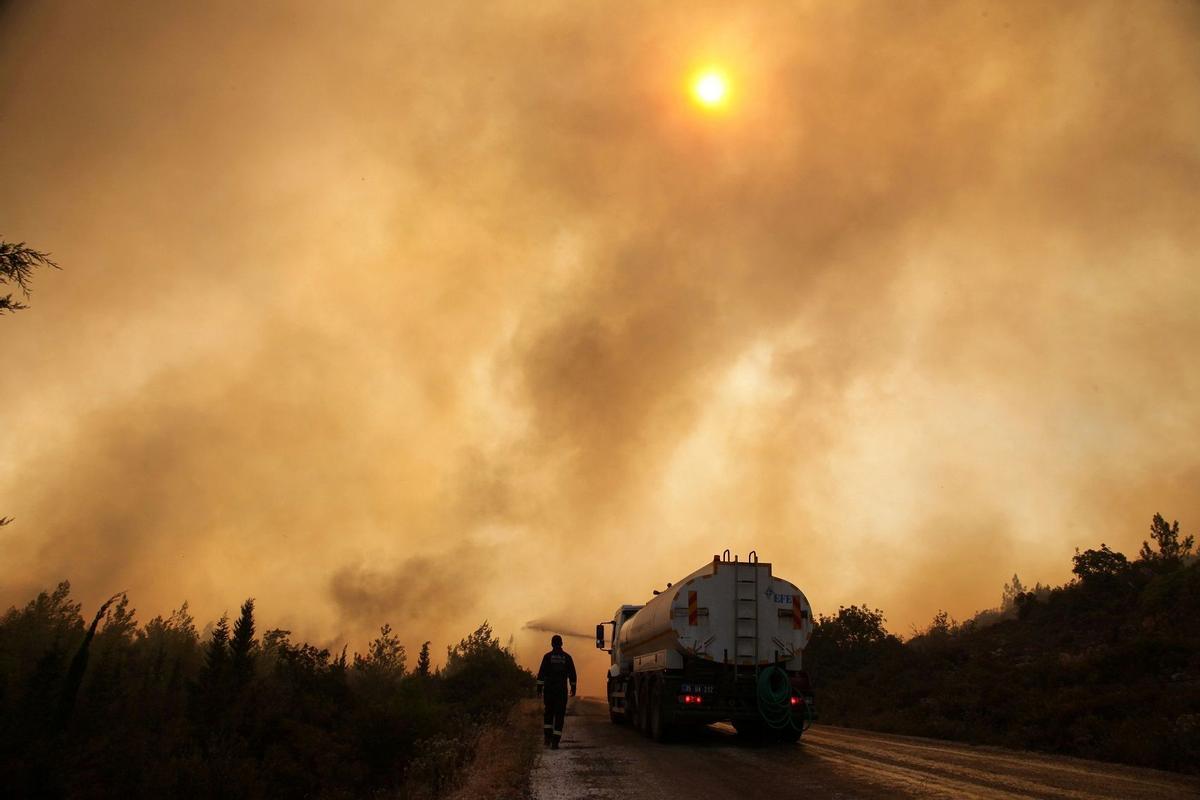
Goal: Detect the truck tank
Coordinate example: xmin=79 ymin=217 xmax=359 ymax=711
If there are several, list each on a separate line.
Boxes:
xmin=616 ymin=552 xmax=813 ymax=672
xmin=598 ymin=551 xmax=817 ymax=741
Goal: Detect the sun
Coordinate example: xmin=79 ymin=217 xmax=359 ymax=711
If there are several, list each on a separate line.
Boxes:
xmin=691 ymin=69 xmax=729 ymax=109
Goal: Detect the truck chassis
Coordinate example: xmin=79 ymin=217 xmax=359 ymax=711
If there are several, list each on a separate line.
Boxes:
xmin=607 ymin=657 xmax=814 ymax=742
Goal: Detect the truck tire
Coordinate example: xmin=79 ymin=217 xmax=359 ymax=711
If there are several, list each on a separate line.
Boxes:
xmin=637 ymin=677 xmax=651 ymax=732
xmin=629 ymin=676 xmax=643 ymax=731
xmin=648 ymin=677 xmax=671 ymax=743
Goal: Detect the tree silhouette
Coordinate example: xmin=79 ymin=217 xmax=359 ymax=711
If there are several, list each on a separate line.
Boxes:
xmin=0 ymin=238 xmax=57 ymax=314
xmin=1140 ymin=513 xmax=1195 ymax=567
xmin=925 ymin=609 xmax=957 ymax=637
xmin=57 ymin=592 xmax=122 ymax=730
xmin=441 ymin=622 xmax=531 ymax=721
xmin=806 ymin=605 xmax=902 ymax=679
xmin=445 ymin=621 xmax=498 ymax=665
xmin=1073 ymin=543 xmax=1130 ymax=582
xmin=354 ymin=623 xmax=405 ymax=681
xmin=817 ymin=605 xmax=892 ymax=647
xmin=1001 ymin=574 xmax=1026 ymax=611
xmin=203 ymin=613 xmax=230 ymax=679
xmin=229 ymin=598 xmax=256 ymax=684
xmin=416 ymin=641 xmax=432 ymax=677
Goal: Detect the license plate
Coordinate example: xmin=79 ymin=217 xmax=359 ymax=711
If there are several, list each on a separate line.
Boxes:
xmin=680 ymin=683 xmax=715 ymax=695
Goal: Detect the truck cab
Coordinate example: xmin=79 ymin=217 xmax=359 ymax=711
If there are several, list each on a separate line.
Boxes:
xmin=596 ymin=605 xmax=642 ymax=718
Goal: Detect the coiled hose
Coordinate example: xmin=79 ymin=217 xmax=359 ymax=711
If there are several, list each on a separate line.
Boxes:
xmin=756 ymin=666 xmax=810 ymax=732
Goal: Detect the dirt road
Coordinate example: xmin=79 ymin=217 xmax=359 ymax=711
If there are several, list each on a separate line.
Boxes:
xmin=530 ymin=698 xmax=1200 ymax=799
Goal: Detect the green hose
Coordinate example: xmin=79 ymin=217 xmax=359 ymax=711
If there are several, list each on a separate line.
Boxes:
xmin=755 ymin=666 xmax=810 ymax=732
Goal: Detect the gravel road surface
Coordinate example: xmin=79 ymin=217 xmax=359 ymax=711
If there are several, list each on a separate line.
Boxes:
xmin=531 ymin=698 xmax=1200 ymax=800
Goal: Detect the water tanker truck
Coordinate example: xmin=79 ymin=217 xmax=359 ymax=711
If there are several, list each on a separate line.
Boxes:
xmin=596 ymin=550 xmax=816 ymax=742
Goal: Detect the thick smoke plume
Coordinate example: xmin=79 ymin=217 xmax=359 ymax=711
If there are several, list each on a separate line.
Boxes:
xmin=1 ymin=2 xmax=1198 ymax=687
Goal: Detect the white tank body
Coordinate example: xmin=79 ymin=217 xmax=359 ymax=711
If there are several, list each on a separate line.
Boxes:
xmin=616 ymin=556 xmax=813 ymax=671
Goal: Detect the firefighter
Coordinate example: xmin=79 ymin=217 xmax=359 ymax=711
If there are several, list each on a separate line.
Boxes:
xmin=536 ymin=634 xmax=576 ymax=749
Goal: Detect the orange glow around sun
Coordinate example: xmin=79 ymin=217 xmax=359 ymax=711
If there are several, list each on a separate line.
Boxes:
xmin=691 ymin=68 xmax=729 ymax=109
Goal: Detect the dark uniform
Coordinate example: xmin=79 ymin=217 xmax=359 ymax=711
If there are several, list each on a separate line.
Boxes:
xmin=536 ymin=636 xmax=577 ymax=749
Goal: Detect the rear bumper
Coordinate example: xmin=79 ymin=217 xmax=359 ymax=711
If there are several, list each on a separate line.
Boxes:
xmin=668 ymin=694 xmax=816 ymax=724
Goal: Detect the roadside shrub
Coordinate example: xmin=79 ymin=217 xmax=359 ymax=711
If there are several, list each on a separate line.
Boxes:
xmin=0 ymin=589 xmax=533 ymax=798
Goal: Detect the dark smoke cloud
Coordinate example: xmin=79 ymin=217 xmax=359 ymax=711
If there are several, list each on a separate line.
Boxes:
xmin=1 ymin=1 xmax=1198 ymax=687
xmin=331 ymin=549 xmax=496 ymax=630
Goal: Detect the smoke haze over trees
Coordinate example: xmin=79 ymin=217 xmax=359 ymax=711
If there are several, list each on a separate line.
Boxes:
xmin=1 ymin=1 xmax=1198 ymax=690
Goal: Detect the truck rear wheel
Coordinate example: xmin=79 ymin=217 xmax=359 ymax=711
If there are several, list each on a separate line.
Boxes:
xmin=648 ymin=677 xmax=671 ymax=742
xmin=637 ymin=678 xmax=652 ymax=732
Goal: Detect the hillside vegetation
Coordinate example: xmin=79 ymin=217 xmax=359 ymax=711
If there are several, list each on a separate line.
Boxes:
xmin=807 ymin=514 xmax=1200 ymax=772
xmin=0 ymin=590 xmax=532 ymax=799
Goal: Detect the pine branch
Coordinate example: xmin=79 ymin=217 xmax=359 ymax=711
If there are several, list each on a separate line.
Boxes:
xmin=0 ymin=239 xmax=59 ymax=314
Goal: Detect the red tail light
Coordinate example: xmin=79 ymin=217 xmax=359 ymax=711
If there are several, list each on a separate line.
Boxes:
xmin=677 ymin=694 xmax=705 ymax=705
xmin=790 ymin=696 xmax=801 ymax=706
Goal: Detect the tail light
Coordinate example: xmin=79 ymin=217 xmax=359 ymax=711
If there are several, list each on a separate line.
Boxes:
xmin=790 ymin=696 xmax=801 ymax=706
xmin=677 ymin=694 xmax=705 ymax=705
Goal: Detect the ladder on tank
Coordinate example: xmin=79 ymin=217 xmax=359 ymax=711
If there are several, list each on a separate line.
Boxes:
xmin=733 ymin=551 xmax=760 ymax=675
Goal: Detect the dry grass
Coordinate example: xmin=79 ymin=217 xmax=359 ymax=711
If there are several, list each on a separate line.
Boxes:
xmin=445 ymin=700 xmax=543 ymax=800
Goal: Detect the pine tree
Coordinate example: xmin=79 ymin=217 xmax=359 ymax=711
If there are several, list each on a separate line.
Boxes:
xmin=0 ymin=238 xmax=58 ymax=314
xmin=204 ymin=613 xmax=231 ymax=677
xmin=416 ymin=641 xmax=431 ymax=677
xmin=229 ymin=598 xmax=256 ymax=683
xmin=101 ymin=594 xmax=137 ymax=642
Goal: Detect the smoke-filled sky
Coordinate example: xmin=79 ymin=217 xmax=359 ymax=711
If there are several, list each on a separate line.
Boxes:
xmin=2 ymin=1 xmax=1198 ymax=689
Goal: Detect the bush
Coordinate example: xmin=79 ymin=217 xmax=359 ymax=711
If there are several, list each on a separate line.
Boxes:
xmin=0 ymin=588 xmax=533 ymax=799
